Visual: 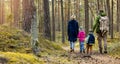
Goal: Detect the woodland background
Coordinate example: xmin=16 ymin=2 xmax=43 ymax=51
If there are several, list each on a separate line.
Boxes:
xmin=0 ymin=0 xmax=120 ymax=64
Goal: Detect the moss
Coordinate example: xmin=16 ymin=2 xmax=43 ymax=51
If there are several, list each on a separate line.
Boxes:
xmin=39 ymin=36 xmax=63 ymax=54
xmin=0 ymin=25 xmax=30 ymax=53
xmin=0 ymin=52 xmax=44 ymax=64
xmin=109 ymin=42 xmax=120 ymax=57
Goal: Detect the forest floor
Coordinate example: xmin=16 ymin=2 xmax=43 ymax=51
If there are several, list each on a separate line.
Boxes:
xmin=61 ymin=46 xmax=120 ymax=64
xmin=0 ymin=25 xmax=120 ymax=64
xmin=40 ymin=38 xmax=120 ymax=64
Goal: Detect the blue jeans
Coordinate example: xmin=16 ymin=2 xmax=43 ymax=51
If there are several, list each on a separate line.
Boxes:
xmin=70 ymin=41 xmax=75 ymax=50
xmin=80 ymin=41 xmax=84 ymax=51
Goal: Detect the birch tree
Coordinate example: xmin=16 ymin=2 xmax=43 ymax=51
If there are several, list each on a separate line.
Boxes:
xmin=31 ymin=0 xmax=39 ymax=55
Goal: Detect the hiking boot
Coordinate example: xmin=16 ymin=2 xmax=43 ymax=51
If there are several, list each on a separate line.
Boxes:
xmin=70 ymin=48 xmax=72 ymax=52
xmin=80 ymin=51 xmax=82 ymax=53
xmin=104 ymin=51 xmax=107 ymax=54
xmin=99 ymin=48 xmax=103 ymax=54
xmin=83 ymin=50 xmax=85 ymax=53
xmin=100 ymin=50 xmax=102 ymax=54
xmin=70 ymin=49 xmax=74 ymax=53
xmin=72 ymin=49 xmax=74 ymax=52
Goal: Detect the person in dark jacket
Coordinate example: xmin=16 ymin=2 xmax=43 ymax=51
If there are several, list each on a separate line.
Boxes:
xmin=86 ymin=30 xmax=95 ymax=55
xmin=67 ymin=15 xmax=79 ymax=52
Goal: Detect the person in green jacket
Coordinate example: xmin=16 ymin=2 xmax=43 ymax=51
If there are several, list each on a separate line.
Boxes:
xmin=93 ymin=10 xmax=109 ymax=54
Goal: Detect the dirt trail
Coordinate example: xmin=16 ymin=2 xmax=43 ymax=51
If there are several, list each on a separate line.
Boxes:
xmin=63 ymin=46 xmax=120 ymax=64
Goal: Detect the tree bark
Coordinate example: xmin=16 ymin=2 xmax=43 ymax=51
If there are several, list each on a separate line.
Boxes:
xmin=0 ymin=1 xmax=5 ymax=24
xmin=111 ymin=0 xmax=113 ymax=39
xmin=57 ymin=1 xmax=61 ymax=31
xmin=13 ymin=0 xmax=20 ymax=28
xmin=106 ymin=0 xmax=111 ymax=35
xmin=0 ymin=1 xmax=2 ymax=24
xmin=30 ymin=0 xmax=39 ymax=55
xmin=43 ymin=0 xmax=51 ymax=40
xmin=116 ymin=0 xmax=120 ymax=32
xmin=84 ymin=0 xmax=89 ymax=35
xmin=97 ymin=0 xmax=100 ymax=13
xmin=52 ymin=0 xmax=55 ymax=41
xmin=68 ymin=0 xmax=70 ymax=21
xmin=61 ymin=0 xmax=65 ymax=43
xmin=22 ymin=0 xmax=32 ymax=33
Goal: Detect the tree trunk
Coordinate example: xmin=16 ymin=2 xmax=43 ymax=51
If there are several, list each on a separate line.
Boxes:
xmin=43 ymin=0 xmax=51 ymax=40
xmin=0 ymin=1 xmax=2 ymax=24
xmin=111 ymin=0 xmax=113 ymax=39
xmin=0 ymin=1 xmax=5 ymax=24
xmin=22 ymin=0 xmax=32 ymax=33
xmin=106 ymin=0 xmax=111 ymax=35
xmin=38 ymin=0 xmax=43 ymax=33
xmin=89 ymin=6 xmax=94 ymax=29
xmin=119 ymin=0 xmax=120 ymax=32
xmin=61 ymin=0 xmax=65 ymax=43
xmin=68 ymin=0 xmax=70 ymax=21
xmin=97 ymin=0 xmax=100 ymax=13
xmin=79 ymin=0 xmax=81 ymax=24
xmin=84 ymin=0 xmax=89 ymax=35
xmin=11 ymin=0 xmax=13 ymax=25
xmin=52 ymin=0 xmax=55 ymax=41
xmin=13 ymin=0 xmax=20 ymax=28
xmin=104 ymin=0 xmax=107 ymax=13
xmin=57 ymin=1 xmax=61 ymax=31
xmin=30 ymin=0 xmax=39 ymax=55
xmin=116 ymin=0 xmax=120 ymax=32
xmin=100 ymin=0 xmax=103 ymax=10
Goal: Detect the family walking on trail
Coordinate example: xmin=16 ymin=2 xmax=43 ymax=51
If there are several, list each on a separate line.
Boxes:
xmin=67 ymin=10 xmax=109 ymax=55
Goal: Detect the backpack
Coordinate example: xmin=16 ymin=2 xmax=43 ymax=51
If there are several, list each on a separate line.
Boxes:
xmin=99 ymin=16 xmax=109 ymax=36
xmin=88 ymin=34 xmax=95 ymax=44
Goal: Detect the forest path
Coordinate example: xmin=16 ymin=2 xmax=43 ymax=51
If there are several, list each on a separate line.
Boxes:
xmin=62 ymin=46 xmax=120 ymax=64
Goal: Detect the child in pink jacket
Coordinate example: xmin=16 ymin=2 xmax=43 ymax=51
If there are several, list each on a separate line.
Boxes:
xmin=77 ymin=26 xmax=86 ymax=53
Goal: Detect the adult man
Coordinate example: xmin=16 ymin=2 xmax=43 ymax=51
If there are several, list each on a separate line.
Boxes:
xmin=93 ymin=10 xmax=109 ymax=54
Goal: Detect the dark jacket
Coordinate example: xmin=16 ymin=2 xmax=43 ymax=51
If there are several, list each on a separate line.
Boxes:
xmin=88 ymin=33 xmax=95 ymax=44
xmin=67 ymin=19 xmax=79 ymax=42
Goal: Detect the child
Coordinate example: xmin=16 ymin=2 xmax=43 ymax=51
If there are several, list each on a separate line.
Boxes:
xmin=77 ymin=26 xmax=86 ymax=53
xmin=86 ymin=30 xmax=95 ymax=55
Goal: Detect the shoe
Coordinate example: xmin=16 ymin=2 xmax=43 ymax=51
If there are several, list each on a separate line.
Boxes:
xmin=104 ymin=51 xmax=107 ymax=54
xmin=70 ymin=48 xmax=72 ymax=52
xmin=80 ymin=51 xmax=82 ymax=53
xmin=99 ymin=49 xmax=102 ymax=54
xmin=99 ymin=48 xmax=102 ymax=54
xmin=72 ymin=49 xmax=74 ymax=52
xmin=83 ymin=50 xmax=85 ymax=53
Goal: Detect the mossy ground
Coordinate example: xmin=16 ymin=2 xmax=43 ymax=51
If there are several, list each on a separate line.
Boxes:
xmin=0 ymin=25 xmax=64 ymax=64
xmin=0 ymin=52 xmax=44 ymax=64
xmin=0 ymin=25 xmax=120 ymax=64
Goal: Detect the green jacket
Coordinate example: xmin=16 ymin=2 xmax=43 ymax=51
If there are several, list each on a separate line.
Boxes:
xmin=93 ymin=13 xmax=106 ymax=33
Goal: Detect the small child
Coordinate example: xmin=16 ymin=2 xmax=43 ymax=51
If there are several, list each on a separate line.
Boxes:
xmin=77 ymin=26 xmax=86 ymax=53
xmin=86 ymin=30 xmax=95 ymax=55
